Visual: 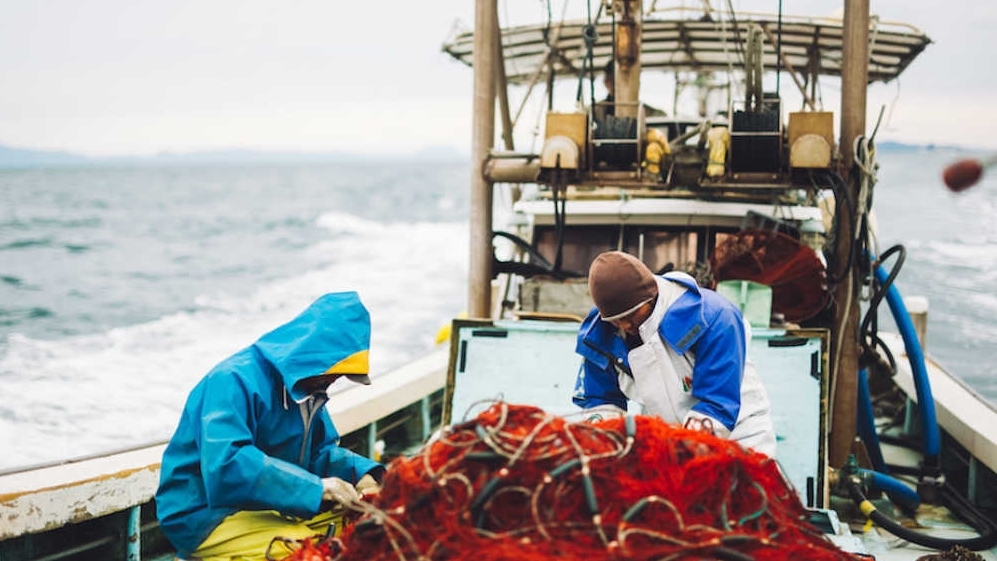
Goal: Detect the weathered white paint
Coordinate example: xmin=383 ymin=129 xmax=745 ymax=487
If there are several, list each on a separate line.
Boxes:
xmin=0 ymin=444 xmax=164 ymax=539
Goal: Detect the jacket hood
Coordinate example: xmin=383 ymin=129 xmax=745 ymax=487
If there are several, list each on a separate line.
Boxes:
xmin=253 ymin=292 xmax=371 ymax=402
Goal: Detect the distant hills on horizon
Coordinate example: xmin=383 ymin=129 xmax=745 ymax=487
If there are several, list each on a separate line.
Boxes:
xmin=0 ymin=140 xmax=971 ymax=169
xmin=0 ymin=143 xmax=468 ymax=168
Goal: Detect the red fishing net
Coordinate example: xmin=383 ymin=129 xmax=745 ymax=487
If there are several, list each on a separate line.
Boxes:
xmin=710 ymin=228 xmax=828 ymax=323
xmin=280 ymin=402 xmax=856 ymax=561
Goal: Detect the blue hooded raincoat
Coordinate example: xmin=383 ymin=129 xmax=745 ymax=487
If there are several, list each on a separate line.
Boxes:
xmin=155 ymin=292 xmax=383 ymax=558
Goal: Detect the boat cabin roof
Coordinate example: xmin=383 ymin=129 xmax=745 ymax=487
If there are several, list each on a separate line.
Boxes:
xmin=443 ymin=10 xmax=931 ymax=85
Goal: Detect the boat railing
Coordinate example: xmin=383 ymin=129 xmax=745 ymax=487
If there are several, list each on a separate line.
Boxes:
xmin=0 ymin=439 xmax=170 ymax=478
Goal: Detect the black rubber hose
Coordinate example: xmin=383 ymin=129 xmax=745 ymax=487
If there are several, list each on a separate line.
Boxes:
xmin=845 ymin=477 xmax=997 ymax=550
xmin=821 ymin=170 xmax=857 ymax=286
xmin=939 ymin=480 xmax=997 ymax=540
xmin=859 ymin=244 xmax=904 ymax=360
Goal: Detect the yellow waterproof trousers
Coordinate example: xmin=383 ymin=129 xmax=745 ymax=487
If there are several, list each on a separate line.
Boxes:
xmin=190 ymin=509 xmax=343 ymax=561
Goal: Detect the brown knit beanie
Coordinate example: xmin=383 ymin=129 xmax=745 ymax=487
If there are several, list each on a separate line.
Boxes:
xmin=588 ymin=251 xmax=659 ymax=321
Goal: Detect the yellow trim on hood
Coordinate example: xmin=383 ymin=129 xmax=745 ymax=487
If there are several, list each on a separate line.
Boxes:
xmin=323 ymin=349 xmax=369 ymax=375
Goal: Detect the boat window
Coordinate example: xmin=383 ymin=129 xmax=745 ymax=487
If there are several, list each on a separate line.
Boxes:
xmin=623 ymin=230 xmax=697 ymax=274
xmin=532 ymin=226 xmax=617 ymax=275
xmin=533 ymin=225 xmax=703 ymax=276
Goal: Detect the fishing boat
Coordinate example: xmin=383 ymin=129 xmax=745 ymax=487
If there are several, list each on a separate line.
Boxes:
xmin=430 ymin=0 xmax=997 ymax=559
xmin=3 ymin=0 xmax=996 ymax=559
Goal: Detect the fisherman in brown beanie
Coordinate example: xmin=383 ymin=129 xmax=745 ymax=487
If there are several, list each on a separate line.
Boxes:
xmin=573 ymin=251 xmax=776 ymax=457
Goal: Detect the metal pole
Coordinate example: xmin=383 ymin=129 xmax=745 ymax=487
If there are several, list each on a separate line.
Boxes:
xmin=493 ymin=0 xmax=514 ymax=152
xmin=492 ymin=0 xmax=521 ymax=204
xmin=829 ymin=0 xmax=869 ymax=468
xmin=367 ymin=421 xmax=378 ymax=460
xmin=421 ymin=396 xmax=432 ymax=441
xmin=127 ymin=505 xmax=141 ymax=561
xmin=469 ymin=0 xmax=497 ymax=318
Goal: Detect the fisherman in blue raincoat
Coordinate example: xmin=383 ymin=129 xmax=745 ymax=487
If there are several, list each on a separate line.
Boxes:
xmin=155 ymin=292 xmax=384 ymax=561
xmin=573 ymin=251 xmax=776 ymax=457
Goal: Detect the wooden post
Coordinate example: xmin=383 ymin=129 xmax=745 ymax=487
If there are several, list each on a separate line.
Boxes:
xmin=469 ymin=0 xmax=497 ymax=319
xmin=906 ymin=296 xmax=929 ymax=350
xmin=839 ymin=0 xmax=868 ymax=171
xmin=829 ymin=0 xmax=869 ymax=469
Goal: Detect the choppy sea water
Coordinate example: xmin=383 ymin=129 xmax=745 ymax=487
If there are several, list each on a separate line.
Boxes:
xmin=0 ymin=162 xmax=471 ymax=470
xmin=1 ymin=149 xmax=994 ymax=471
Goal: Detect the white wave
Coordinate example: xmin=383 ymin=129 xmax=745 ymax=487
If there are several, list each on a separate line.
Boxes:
xmin=915 ymin=239 xmax=997 ymax=269
xmin=314 ymin=211 xmax=384 ymax=235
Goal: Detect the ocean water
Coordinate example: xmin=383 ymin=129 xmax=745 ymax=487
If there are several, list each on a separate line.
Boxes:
xmin=0 ymin=162 xmax=471 ymax=470
xmin=1 ymin=149 xmax=995 ymax=471
xmin=869 ymin=148 xmax=997 ymax=407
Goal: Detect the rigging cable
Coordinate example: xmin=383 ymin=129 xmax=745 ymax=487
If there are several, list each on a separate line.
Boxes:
xmin=818 ymin=143 xmax=864 ymax=428
xmin=816 ymin=169 xmax=856 ymax=287
xmin=723 ymin=0 xmax=747 ymax=67
xmin=576 ymin=0 xmax=605 ymax=106
xmin=857 ymin=245 xmax=902 ymax=364
xmin=776 ymin=0 xmax=783 ymax=96
xmin=551 ymin=177 xmax=568 ymax=273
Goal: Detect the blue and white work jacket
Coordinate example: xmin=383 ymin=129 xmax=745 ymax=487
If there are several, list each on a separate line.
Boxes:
xmin=573 ymin=272 xmax=775 ymax=456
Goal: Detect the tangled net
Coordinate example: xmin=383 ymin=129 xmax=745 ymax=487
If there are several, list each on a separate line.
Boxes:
xmin=710 ymin=228 xmax=829 ymax=323
xmin=282 ymin=402 xmax=857 ymax=561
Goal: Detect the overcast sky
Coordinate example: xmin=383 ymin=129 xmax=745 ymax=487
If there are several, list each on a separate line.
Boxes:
xmin=1 ymin=0 xmax=993 ymax=157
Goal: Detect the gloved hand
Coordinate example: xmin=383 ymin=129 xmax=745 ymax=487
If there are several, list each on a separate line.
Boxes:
xmin=683 ymin=416 xmax=716 ymax=435
xmin=681 ymin=412 xmax=731 ymax=439
xmin=581 ymin=404 xmax=625 ymax=424
xmin=321 ymin=477 xmax=360 ymax=505
xmin=355 ymin=473 xmax=381 ymax=497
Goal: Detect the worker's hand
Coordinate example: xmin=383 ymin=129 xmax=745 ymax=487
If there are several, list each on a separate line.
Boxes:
xmin=681 ymin=413 xmax=731 ymax=439
xmin=683 ymin=416 xmax=716 ymax=435
xmin=580 ymin=404 xmax=626 ymax=424
xmin=355 ymin=473 xmax=381 ymax=498
xmin=321 ymin=477 xmax=360 ymax=504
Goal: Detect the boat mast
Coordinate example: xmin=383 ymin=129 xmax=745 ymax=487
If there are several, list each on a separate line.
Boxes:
xmin=469 ymin=0 xmax=498 ymax=319
xmin=830 ymin=0 xmax=869 ymax=468
xmin=467 ymin=0 xmax=872 ymax=468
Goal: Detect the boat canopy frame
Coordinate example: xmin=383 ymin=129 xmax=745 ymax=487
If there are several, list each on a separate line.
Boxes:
xmin=443 ymin=9 xmax=931 ymax=87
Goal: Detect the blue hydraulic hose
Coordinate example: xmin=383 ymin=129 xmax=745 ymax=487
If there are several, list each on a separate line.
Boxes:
xmin=856 ymin=368 xmax=888 ymax=473
xmin=874 ymin=264 xmax=941 ymax=458
xmin=857 ymin=368 xmax=922 ymax=510
xmin=857 ymin=467 xmax=922 ymax=512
